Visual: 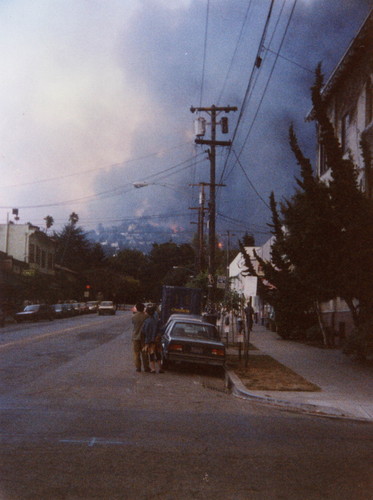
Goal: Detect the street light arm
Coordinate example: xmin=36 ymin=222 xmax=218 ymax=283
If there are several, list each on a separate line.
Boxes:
xmin=133 ymin=182 xmax=150 ymax=189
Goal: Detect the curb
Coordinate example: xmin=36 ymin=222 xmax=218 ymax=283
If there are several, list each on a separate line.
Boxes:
xmin=225 ymin=369 xmax=372 ymax=423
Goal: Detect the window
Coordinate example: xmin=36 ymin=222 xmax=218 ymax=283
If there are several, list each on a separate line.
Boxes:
xmin=366 ymin=78 xmax=373 ymax=127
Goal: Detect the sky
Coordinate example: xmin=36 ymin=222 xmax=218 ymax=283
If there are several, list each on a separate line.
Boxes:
xmin=0 ymin=0 xmax=372 ymax=246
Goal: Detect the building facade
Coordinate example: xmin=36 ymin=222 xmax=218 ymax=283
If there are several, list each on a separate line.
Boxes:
xmin=316 ymin=9 xmax=373 ymax=193
xmin=229 ymin=237 xmax=274 ymax=323
xmin=314 ymin=9 xmax=372 ymax=336
xmin=0 ymin=223 xmax=56 ymax=276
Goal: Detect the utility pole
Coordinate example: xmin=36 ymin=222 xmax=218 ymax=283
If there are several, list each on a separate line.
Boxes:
xmin=190 ymin=105 xmax=237 ymax=305
xmin=189 ymin=182 xmax=209 ymax=273
xmin=224 ymin=230 xmax=235 ymax=292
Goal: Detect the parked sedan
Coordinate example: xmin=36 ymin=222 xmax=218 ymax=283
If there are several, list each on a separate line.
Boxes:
xmin=161 ymin=319 xmax=225 ymax=369
xmin=15 ymin=304 xmax=55 ymax=322
xmin=98 ymin=301 xmax=116 ymax=315
xmin=87 ymin=301 xmax=99 ymax=313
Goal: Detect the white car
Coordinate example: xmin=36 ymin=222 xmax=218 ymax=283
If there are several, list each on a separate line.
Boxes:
xmin=98 ymin=301 xmax=116 ymax=316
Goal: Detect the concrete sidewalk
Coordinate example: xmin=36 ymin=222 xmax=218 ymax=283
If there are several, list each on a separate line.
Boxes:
xmin=226 ymin=324 xmax=373 ymax=422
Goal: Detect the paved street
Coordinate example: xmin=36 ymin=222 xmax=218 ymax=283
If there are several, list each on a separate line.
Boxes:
xmin=0 ymin=312 xmax=372 ymax=499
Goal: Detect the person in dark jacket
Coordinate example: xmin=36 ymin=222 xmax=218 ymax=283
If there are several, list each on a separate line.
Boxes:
xmin=132 ymin=302 xmax=150 ymax=372
xmin=244 ymin=301 xmax=254 ymax=332
xmin=142 ymin=305 xmax=163 ymax=373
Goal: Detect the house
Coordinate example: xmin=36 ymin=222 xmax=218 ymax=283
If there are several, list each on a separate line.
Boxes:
xmin=0 ymin=223 xmax=56 ymax=276
xmin=229 ymin=237 xmax=274 ymax=321
xmin=315 ymin=9 xmax=373 ymax=193
xmin=0 ymin=251 xmax=29 ymax=307
xmin=313 ymin=8 xmax=372 ymax=336
xmin=229 ymin=246 xmax=259 ymax=301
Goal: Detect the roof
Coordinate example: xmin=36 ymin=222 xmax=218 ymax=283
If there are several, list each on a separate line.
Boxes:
xmin=307 ymin=8 xmax=373 ymax=119
xmin=321 ymin=8 xmax=372 ymax=102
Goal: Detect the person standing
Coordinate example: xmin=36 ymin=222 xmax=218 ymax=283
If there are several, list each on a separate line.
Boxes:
xmin=142 ymin=305 xmax=163 ymax=374
xmin=132 ymin=302 xmax=150 ymax=373
xmin=244 ymin=301 xmax=254 ymax=332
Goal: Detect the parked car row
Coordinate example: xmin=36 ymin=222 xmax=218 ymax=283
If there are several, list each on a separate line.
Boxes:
xmin=14 ymin=301 xmax=102 ymax=323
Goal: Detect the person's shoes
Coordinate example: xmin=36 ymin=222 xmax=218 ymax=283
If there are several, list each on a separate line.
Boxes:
xmin=158 ymin=369 xmax=164 ymax=374
xmin=144 ymin=368 xmax=151 ymax=373
xmin=136 ymin=368 xmax=141 ymax=372
xmin=150 ymin=370 xmax=156 ymax=374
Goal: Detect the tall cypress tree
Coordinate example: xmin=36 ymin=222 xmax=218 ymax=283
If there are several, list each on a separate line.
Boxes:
xmin=240 ymin=193 xmax=313 ymax=339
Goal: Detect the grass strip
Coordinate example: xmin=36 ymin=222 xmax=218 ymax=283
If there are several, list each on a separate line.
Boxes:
xmin=226 ymin=354 xmax=321 ymax=392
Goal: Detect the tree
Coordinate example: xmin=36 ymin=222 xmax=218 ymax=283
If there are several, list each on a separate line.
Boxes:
xmin=240 ymin=193 xmax=313 ymax=339
xmin=69 ymin=212 xmax=79 ymax=226
xmin=44 ymin=215 xmax=54 ymax=233
xmin=241 ymin=232 xmax=255 ymax=247
xmin=54 ymin=220 xmax=92 ymax=272
xmin=109 ymin=248 xmax=149 ymax=282
xmin=146 ymin=242 xmax=195 ymax=299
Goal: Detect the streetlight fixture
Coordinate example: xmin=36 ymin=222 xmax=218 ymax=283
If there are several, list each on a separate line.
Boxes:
xmin=133 ymin=182 xmax=151 ymax=189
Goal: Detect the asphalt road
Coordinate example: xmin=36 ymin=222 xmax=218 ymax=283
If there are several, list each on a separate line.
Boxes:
xmin=0 ymin=311 xmax=372 ymax=499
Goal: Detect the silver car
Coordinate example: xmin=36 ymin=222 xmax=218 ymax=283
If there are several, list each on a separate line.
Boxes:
xmin=161 ymin=319 xmax=225 ymax=369
xmin=98 ymin=301 xmax=116 ymax=316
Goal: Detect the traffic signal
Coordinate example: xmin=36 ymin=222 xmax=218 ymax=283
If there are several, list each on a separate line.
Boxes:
xmin=221 ymin=116 xmax=228 ymax=134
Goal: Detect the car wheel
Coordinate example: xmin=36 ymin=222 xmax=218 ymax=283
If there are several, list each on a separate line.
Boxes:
xmin=215 ymin=365 xmax=225 ymax=378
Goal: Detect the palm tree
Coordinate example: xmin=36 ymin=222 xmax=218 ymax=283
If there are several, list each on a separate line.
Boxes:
xmin=44 ymin=215 xmax=54 ymax=234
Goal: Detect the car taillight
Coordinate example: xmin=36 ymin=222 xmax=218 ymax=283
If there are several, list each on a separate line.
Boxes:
xmin=211 ymin=348 xmax=225 ymax=356
xmin=169 ymin=344 xmax=183 ymax=352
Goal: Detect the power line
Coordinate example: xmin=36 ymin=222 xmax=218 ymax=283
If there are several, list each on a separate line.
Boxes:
xmin=0 ymin=142 xmax=194 ymax=189
xmin=218 ymin=0 xmax=276 ymax=186
xmin=217 ymin=0 xmax=298 ymax=214
xmin=235 ymin=0 xmax=299 ymax=162
xmin=217 ymin=212 xmax=270 ymax=235
xmin=263 ymin=46 xmax=313 ymax=74
xmin=199 ymin=0 xmax=210 ymax=107
xmin=217 ymin=0 xmax=254 ymax=105
xmin=0 ymin=154 xmax=207 ymax=210
xmin=232 ymin=148 xmax=270 ymax=210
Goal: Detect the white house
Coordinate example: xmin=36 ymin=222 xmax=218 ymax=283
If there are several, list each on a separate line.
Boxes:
xmin=228 ymin=237 xmax=274 ymax=318
xmin=229 ymin=246 xmax=259 ymax=301
xmin=0 ymin=223 xmax=56 ymax=276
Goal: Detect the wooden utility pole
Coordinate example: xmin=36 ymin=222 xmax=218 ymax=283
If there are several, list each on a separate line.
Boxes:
xmin=225 ymin=230 xmax=235 ymax=292
xmin=190 ymin=182 xmax=213 ymax=273
xmin=190 ymin=105 xmax=237 ymax=304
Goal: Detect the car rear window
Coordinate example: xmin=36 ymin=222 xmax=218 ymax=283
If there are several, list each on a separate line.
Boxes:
xmin=172 ymin=322 xmax=219 ymax=340
xmin=24 ymin=305 xmax=39 ymax=312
